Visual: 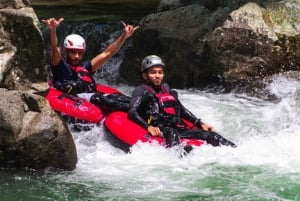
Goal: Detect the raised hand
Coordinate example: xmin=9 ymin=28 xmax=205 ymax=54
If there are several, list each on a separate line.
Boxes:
xmin=42 ymin=18 xmax=64 ymax=31
xmin=121 ymin=21 xmax=140 ymax=39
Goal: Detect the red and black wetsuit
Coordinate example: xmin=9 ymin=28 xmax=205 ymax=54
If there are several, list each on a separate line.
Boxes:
xmin=128 ymin=82 xmax=236 ymax=147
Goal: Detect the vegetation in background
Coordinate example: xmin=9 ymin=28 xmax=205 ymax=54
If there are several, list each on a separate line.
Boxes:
xmin=32 ymin=0 xmax=160 ymax=23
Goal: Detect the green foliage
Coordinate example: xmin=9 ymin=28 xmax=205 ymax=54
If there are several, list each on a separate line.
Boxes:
xmin=263 ymin=1 xmax=300 ymax=34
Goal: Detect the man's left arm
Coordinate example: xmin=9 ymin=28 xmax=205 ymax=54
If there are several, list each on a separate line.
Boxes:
xmin=175 ymin=92 xmax=214 ymax=131
xmin=90 ymin=22 xmax=139 ymax=73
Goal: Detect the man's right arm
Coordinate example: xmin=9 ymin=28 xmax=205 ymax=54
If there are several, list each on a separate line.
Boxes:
xmin=49 ymin=28 xmax=61 ymax=66
xmin=128 ymin=87 xmax=149 ymax=129
xmin=42 ymin=18 xmax=64 ymax=66
xmin=128 ymin=87 xmax=163 ymax=137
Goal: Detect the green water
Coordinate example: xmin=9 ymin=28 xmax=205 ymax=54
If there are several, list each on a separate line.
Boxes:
xmin=32 ymin=0 xmax=160 ymax=22
xmin=1 ymin=164 xmax=300 ymax=200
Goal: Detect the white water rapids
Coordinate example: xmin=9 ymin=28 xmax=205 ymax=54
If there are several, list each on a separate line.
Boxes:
xmin=49 ymin=75 xmax=300 ymax=200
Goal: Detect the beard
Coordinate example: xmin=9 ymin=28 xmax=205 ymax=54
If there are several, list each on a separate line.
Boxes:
xmin=67 ymin=58 xmax=80 ymax=66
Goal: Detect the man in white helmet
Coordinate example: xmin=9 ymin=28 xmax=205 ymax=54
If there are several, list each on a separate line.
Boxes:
xmin=42 ymin=18 xmax=139 ymax=113
xmin=128 ymin=55 xmax=236 ymax=150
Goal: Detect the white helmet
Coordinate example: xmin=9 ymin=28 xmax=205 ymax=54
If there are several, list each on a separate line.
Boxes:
xmin=63 ymin=34 xmax=86 ymax=51
xmin=141 ymin=55 xmax=165 ymax=72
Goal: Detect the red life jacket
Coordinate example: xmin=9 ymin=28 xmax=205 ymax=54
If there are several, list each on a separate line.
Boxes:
xmin=144 ymin=84 xmax=179 ymax=116
xmin=70 ymin=65 xmax=95 ymax=84
xmin=68 ymin=64 xmax=97 ymax=93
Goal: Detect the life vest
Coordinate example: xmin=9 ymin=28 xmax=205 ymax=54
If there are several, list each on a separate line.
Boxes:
xmin=144 ymin=84 xmax=181 ymax=125
xmin=69 ymin=65 xmax=94 ymax=83
xmin=64 ymin=64 xmax=97 ymax=94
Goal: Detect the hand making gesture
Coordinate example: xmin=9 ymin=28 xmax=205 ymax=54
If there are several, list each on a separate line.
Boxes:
xmin=42 ymin=18 xmax=64 ymax=31
xmin=121 ymin=21 xmax=140 ymax=39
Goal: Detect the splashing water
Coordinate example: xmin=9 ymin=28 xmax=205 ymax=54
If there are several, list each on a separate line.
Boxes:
xmin=1 ymin=75 xmax=300 ymax=201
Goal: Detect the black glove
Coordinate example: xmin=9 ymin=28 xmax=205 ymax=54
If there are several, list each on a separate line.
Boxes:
xmin=54 ymin=80 xmax=78 ymax=94
xmin=193 ymin=119 xmax=204 ymax=128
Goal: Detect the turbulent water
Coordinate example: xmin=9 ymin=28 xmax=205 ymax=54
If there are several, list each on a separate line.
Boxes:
xmin=2 ymin=1 xmax=300 ymax=200
xmin=1 ymin=75 xmax=300 ymax=201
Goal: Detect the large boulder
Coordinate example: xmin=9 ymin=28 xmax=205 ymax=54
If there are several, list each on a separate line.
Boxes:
xmin=207 ymin=2 xmax=300 ymax=95
xmin=120 ymin=1 xmax=300 ymax=97
xmin=0 ymin=1 xmax=46 ymax=90
xmin=0 ymin=89 xmax=77 ymax=170
xmin=157 ymin=0 xmax=281 ymax=12
xmin=0 ymin=0 xmax=77 ymax=170
xmin=0 ymin=87 xmax=77 ymax=170
xmin=0 ymin=0 xmax=31 ymax=9
xmin=121 ymin=4 xmax=215 ymax=88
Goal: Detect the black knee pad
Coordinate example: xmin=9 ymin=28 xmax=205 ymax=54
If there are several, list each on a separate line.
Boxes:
xmin=210 ymin=132 xmax=237 ymax=147
xmin=162 ymin=127 xmax=180 ymax=148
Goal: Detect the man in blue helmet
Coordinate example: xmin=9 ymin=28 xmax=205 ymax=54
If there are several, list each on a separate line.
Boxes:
xmin=128 ymin=55 xmax=236 ymax=150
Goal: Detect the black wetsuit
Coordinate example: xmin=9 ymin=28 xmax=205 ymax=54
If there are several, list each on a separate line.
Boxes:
xmin=128 ymin=82 xmax=236 ymax=148
xmin=50 ymin=59 xmax=130 ymax=114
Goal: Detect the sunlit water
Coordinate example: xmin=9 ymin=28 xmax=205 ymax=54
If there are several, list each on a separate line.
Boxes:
xmin=1 ymin=75 xmax=300 ymax=200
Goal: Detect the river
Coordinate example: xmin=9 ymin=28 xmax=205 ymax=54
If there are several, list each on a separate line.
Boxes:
xmin=1 ymin=76 xmax=300 ymax=200
xmin=1 ymin=1 xmax=300 ymax=201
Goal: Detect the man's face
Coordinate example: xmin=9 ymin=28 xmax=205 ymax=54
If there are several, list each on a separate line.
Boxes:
xmin=143 ymin=66 xmax=164 ymax=86
xmin=66 ymin=50 xmax=84 ymax=66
